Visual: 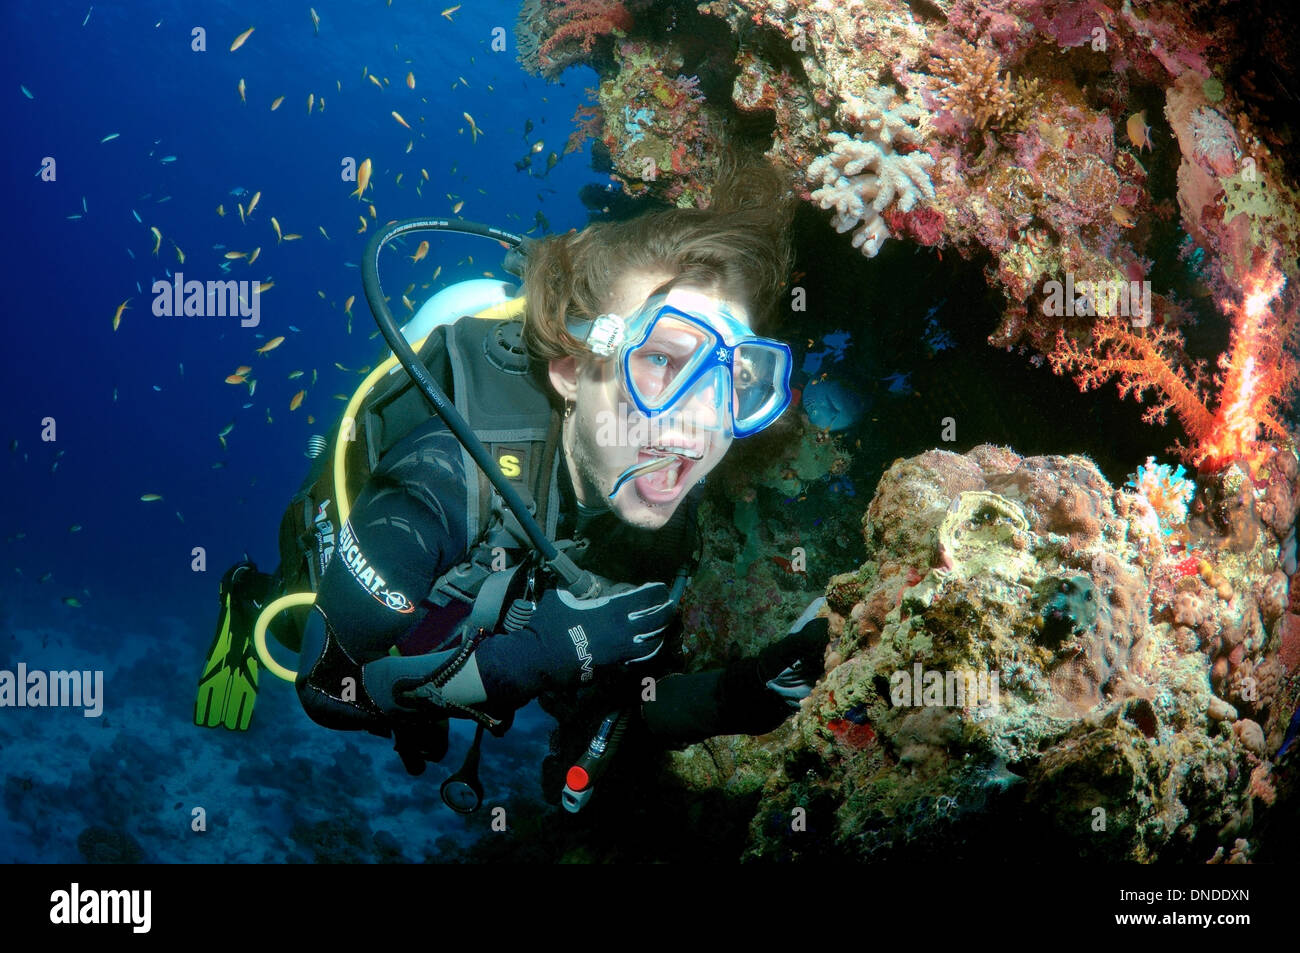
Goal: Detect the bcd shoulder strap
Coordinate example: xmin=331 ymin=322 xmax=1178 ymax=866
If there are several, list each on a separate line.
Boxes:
xmin=271 ymin=316 xmax=561 ymax=649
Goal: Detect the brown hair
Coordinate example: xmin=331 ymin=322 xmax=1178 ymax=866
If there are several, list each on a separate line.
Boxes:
xmin=521 ymin=151 xmax=796 ymax=366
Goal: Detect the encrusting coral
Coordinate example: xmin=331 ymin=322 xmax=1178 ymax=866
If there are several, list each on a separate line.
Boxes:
xmin=667 ymin=444 xmax=1300 ymax=862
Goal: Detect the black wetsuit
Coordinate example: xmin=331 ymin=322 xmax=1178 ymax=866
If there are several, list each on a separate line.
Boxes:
xmin=296 ymin=415 xmax=795 ymax=783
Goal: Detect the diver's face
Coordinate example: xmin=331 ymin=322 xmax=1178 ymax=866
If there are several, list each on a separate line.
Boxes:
xmin=551 ymin=271 xmax=747 ymax=529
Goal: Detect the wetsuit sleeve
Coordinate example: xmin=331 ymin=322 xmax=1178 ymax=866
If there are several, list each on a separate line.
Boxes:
xmin=313 ymin=424 xmax=472 ymax=663
xmin=297 ymin=423 xmax=472 ymax=732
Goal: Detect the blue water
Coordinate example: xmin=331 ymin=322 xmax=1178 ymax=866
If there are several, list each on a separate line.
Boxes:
xmin=3 ymin=0 xmax=599 ymax=862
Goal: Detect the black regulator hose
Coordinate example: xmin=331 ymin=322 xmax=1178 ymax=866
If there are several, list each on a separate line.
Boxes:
xmin=362 ymin=217 xmax=599 ymax=598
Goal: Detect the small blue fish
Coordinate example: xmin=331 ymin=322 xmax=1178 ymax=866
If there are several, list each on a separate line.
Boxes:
xmin=161 ymin=155 xmax=177 ymax=163
xmin=66 ymin=214 xmax=82 ymax=220
xmin=288 ymin=325 xmax=301 ymax=332
xmin=126 ymin=248 xmax=135 ymax=259
xmin=229 ymin=187 xmax=247 ymax=197
xmin=20 ymin=84 xmax=33 ymax=99
xmin=881 ymin=371 xmax=913 ymax=396
xmin=152 ymin=385 xmax=162 ymax=392
xmin=131 ymin=209 xmax=141 ymax=222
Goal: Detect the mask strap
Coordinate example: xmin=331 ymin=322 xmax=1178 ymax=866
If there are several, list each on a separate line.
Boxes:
xmin=565 ymin=313 xmax=624 ymax=356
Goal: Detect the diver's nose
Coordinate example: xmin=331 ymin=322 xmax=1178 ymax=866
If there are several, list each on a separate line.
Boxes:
xmin=680 ymin=376 xmax=726 ymax=432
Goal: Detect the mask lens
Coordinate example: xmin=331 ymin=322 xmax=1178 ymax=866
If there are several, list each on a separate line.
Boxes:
xmin=621 ymin=305 xmax=792 ymax=438
xmin=626 ymin=314 xmax=711 ymax=410
xmin=733 ymin=343 xmax=785 ymax=429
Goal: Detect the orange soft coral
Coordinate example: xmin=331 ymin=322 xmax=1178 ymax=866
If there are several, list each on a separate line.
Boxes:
xmin=1202 ymin=264 xmax=1297 ymax=471
xmin=1050 ymin=261 xmax=1298 ymax=475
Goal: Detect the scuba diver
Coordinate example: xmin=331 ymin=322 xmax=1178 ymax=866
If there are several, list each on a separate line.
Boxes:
xmin=195 ymin=155 xmax=830 ymax=813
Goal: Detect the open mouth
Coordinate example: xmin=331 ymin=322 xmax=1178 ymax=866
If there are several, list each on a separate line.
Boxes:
xmin=635 ymin=444 xmax=703 ymax=498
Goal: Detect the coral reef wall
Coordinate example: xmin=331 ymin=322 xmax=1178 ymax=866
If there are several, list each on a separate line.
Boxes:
xmin=673 ymin=444 xmax=1300 ymax=861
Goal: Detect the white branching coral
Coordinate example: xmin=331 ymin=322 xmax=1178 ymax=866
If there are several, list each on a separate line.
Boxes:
xmin=807 ymin=132 xmax=935 ymax=257
xmin=807 ymin=85 xmax=935 ymax=257
xmin=840 ymin=86 xmax=928 ymax=150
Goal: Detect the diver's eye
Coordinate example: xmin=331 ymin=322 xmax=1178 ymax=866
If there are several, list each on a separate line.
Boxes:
xmin=646 ymin=353 xmax=669 ymax=368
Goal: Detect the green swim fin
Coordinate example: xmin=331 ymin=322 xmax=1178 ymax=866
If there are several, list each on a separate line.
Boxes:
xmin=195 ymin=562 xmax=271 ymax=730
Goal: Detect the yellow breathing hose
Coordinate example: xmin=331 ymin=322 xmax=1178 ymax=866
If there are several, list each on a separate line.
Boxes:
xmin=253 ymin=294 xmax=528 ymax=682
xmin=253 ymin=593 xmax=317 ymax=682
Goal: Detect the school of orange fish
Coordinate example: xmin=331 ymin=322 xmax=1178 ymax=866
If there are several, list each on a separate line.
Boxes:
xmin=91 ymin=8 xmax=548 ymax=536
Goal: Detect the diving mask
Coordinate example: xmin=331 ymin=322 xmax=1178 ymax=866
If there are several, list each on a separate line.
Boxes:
xmin=570 ymin=289 xmax=794 ymax=441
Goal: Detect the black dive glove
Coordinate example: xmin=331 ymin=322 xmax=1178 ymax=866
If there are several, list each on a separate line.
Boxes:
xmin=642 ymin=597 xmax=830 ymax=743
xmin=475 ymin=581 xmax=675 ymax=705
xmin=757 ymin=598 xmax=830 ymax=708
xmin=363 ymin=580 xmax=676 ymax=720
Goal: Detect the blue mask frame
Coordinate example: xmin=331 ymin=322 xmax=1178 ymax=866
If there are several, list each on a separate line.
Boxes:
xmin=618 ymin=302 xmax=793 ymax=439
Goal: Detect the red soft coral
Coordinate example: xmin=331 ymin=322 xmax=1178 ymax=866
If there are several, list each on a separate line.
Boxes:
xmin=564 ymin=93 xmax=603 ymax=155
xmin=1050 ymin=261 xmax=1299 ymax=475
xmin=538 ymin=0 xmax=633 ymax=70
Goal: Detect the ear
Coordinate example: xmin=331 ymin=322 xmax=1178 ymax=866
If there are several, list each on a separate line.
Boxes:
xmin=548 ymin=355 xmax=579 ymax=403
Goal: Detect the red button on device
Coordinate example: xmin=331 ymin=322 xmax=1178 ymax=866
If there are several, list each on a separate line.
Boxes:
xmin=566 ymin=766 xmax=590 ymax=791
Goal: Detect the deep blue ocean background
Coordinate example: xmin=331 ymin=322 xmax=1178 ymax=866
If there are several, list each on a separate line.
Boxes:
xmin=3 ymin=0 xmax=601 ymax=863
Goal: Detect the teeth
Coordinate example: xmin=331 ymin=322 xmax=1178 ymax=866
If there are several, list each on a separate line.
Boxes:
xmin=650 ymin=446 xmax=702 ymax=460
